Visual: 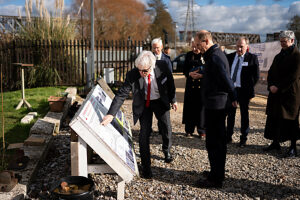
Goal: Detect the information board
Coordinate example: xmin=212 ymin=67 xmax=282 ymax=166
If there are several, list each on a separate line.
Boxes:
xmin=249 ymin=41 xmax=281 ymax=71
xmin=69 ymin=84 xmax=137 ymax=180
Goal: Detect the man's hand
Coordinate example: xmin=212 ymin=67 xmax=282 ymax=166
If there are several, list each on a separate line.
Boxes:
xmin=232 ymin=101 xmax=238 ymax=108
xmin=171 ymin=102 xmax=178 ymax=112
xmin=189 ymin=70 xmax=203 ymax=79
xmin=270 ymin=85 xmax=278 ymax=94
xmin=100 ymin=114 xmax=114 ymax=126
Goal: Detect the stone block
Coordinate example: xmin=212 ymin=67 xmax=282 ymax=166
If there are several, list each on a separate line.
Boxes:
xmin=24 ymin=135 xmax=45 ymax=146
xmin=62 ymin=97 xmax=72 ymax=121
xmin=7 ymin=143 xmax=24 ymax=150
xmin=23 ymin=145 xmax=45 ymax=159
xmin=65 ymin=87 xmax=77 ymax=104
xmin=43 ymin=112 xmax=63 ymax=133
xmin=0 ymin=183 xmax=26 ymax=200
xmin=30 ymin=119 xmax=55 ymax=136
xmin=20 ymin=112 xmax=37 ymax=124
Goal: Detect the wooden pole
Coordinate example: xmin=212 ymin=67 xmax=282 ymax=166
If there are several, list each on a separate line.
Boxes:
xmin=1 ymin=58 xmax=5 ymax=168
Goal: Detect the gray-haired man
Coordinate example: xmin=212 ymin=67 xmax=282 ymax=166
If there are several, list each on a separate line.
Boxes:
xmin=152 ymin=38 xmax=173 ymax=72
xmin=101 ymin=51 xmax=177 ymax=179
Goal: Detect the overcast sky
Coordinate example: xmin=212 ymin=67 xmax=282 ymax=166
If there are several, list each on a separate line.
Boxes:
xmin=1 ymin=0 xmax=299 ymax=41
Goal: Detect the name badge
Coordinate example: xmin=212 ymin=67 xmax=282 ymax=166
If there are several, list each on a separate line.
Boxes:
xmin=161 ymin=77 xmax=167 ymax=84
xmin=242 ymin=62 xmax=248 ymax=66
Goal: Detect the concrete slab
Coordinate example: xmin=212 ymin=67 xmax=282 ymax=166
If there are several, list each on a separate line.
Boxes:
xmin=24 ymin=135 xmax=45 ymax=146
xmin=62 ymin=97 xmax=72 ymax=121
xmin=43 ymin=112 xmax=63 ymax=134
xmin=30 ymin=119 xmax=55 ymax=136
xmin=65 ymin=87 xmax=77 ymax=104
xmin=0 ymin=183 xmax=26 ymax=200
xmin=20 ymin=112 xmax=38 ymax=124
xmin=7 ymin=143 xmax=24 ymax=150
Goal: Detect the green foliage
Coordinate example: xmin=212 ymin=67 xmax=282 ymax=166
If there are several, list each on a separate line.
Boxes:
xmin=287 ymin=15 xmax=300 ymax=45
xmin=147 ymin=0 xmax=175 ymax=43
xmin=0 ymin=86 xmax=66 ymax=154
xmin=13 ymin=0 xmax=76 ymax=87
xmin=27 ymin=64 xmax=62 ymax=87
xmin=18 ymin=0 xmax=76 ymax=41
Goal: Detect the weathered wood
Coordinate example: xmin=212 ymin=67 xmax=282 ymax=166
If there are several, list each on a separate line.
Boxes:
xmin=70 ymin=136 xmax=88 ymax=177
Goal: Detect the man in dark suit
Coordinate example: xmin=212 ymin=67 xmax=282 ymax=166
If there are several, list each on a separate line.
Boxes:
xmin=152 ymin=38 xmax=173 ymax=72
xmin=194 ymin=30 xmax=237 ymax=188
xmin=101 ymin=51 xmax=177 ymax=179
xmin=152 ymin=38 xmax=173 ymax=136
xmin=226 ymin=37 xmax=260 ymax=147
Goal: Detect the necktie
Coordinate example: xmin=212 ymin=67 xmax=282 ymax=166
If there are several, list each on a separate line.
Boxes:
xmin=145 ymin=74 xmax=151 ymax=107
xmin=232 ymin=57 xmax=240 ymax=82
xmin=156 ymin=55 xmax=159 ymax=60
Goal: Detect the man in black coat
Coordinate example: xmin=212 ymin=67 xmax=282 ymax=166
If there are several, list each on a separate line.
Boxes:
xmin=226 ymin=37 xmax=259 ymax=147
xmin=194 ymin=30 xmax=237 ymax=188
xmin=101 ymin=51 xmax=178 ymax=179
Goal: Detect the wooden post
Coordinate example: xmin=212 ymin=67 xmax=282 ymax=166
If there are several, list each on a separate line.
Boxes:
xmin=13 ymin=63 xmax=33 ymax=110
xmin=117 ymin=176 xmax=125 ymax=200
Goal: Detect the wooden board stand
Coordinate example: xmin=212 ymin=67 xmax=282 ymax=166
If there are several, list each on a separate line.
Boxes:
xmin=13 ymin=63 xmax=34 ymax=110
xmin=69 ymin=84 xmax=138 ymax=200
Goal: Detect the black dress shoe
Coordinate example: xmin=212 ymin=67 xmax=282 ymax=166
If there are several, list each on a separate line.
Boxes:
xmin=239 ymin=140 xmax=246 ymax=147
xmin=195 ymin=178 xmax=222 ymax=188
xmin=226 ymin=137 xmax=232 ymax=144
xmin=285 ymin=148 xmax=297 ymax=158
xmin=141 ymin=168 xmax=153 ymax=179
xmin=199 ymin=133 xmax=206 ymax=140
xmin=164 ymin=152 xmax=173 ymax=163
xmin=263 ymin=142 xmax=281 ymax=151
xmin=185 ymin=132 xmax=193 ymax=137
xmin=202 ymin=170 xmax=210 ymax=178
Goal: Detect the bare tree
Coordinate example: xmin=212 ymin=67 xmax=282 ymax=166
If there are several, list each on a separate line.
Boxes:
xmin=147 ymin=0 xmax=175 ymax=45
xmin=287 ymin=15 xmax=300 ymax=46
xmin=70 ymin=0 xmax=150 ymax=41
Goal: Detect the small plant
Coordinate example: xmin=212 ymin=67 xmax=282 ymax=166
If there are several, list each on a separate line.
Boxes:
xmin=15 ymin=0 xmax=76 ymax=87
xmin=19 ymin=0 xmax=75 ymax=41
xmin=27 ymin=64 xmax=62 ymax=87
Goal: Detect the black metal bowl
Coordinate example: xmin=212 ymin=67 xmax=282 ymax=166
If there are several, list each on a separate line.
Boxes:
xmin=50 ymin=176 xmax=94 ymax=200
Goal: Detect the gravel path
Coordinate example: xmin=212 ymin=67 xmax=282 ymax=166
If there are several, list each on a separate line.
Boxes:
xmin=28 ymin=75 xmax=300 ymax=200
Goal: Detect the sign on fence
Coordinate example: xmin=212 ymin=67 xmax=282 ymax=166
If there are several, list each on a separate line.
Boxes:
xmin=249 ymin=41 xmax=281 ymax=72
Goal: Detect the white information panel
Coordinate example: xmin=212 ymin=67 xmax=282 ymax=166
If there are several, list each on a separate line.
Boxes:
xmin=70 ymin=84 xmax=137 ymax=180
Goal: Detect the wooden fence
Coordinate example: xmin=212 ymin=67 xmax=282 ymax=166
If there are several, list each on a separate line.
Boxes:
xmin=0 ymin=39 xmax=150 ymax=91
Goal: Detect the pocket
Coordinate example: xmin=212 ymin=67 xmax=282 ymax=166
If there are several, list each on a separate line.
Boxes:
xmin=205 ymin=92 xmax=228 ymax=110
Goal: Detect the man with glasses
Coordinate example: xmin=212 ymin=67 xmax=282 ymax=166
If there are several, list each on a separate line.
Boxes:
xmin=101 ymin=51 xmax=177 ymax=179
xmin=226 ymin=37 xmax=259 ymax=147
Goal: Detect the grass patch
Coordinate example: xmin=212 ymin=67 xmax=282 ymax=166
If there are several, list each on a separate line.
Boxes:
xmin=0 ymin=86 xmax=67 ymax=150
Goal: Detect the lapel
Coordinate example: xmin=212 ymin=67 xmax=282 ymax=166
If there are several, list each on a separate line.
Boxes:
xmin=228 ymin=53 xmax=236 ymax=71
xmin=139 ymin=76 xmax=144 ymax=91
xmin=154 ymin=65 xmax=163 ymax=87
xmin=243 ymin=52 xmax=250 ymax=63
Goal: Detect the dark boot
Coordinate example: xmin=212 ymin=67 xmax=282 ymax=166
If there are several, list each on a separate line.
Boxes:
xmin=263 ymin=141 xmax=281 ymax=151
xmin=141 ymin=166 xmax=152 ymax=179
xmin=163 ymin=151 xmax=173 ymax=163
xmin=285 ymin=147 xmax=297 ymax=158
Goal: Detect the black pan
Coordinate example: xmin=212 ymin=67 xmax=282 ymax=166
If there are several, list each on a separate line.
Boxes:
xmin=50 ymin=176 xmax=94 ymax=200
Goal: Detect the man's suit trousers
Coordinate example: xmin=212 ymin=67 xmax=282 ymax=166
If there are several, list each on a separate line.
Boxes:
xmin=139 ymin=99 xmax=172 ymax=168
xmin=205 ymin=108 xmax=227 ymax=183
xmin=227 ymin=88 xmax=250 ymax=142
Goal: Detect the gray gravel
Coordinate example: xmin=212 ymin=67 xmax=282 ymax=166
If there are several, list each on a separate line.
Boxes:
xmin=27 ymin=81 xmax=300 ymax=200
